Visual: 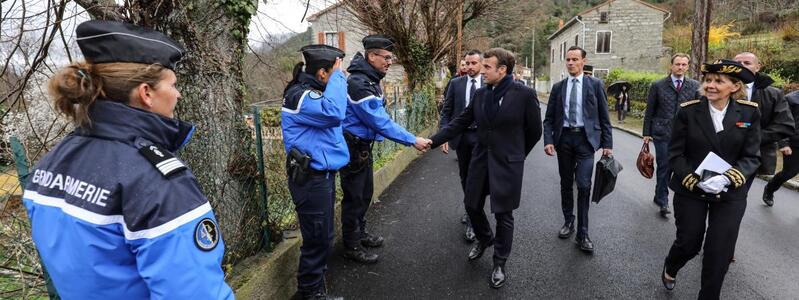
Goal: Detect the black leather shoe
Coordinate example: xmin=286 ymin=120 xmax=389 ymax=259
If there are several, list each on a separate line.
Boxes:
xmin=662 ymin=265 xmax=676 ymax=290
xmin=558 ymin=222 xmax=575 ymax=239
xmin=343 ymin=248 xmax=378 ymax=264
xmin=577 ymin=236 xmax=594 ymax=253
xmin=490 ymin=264 xmax=506 ymax=289
xmin=467 ymin=241 xmax=493 ymax=260
xmin=464 ymin=225 xmax=476 ymax=242
xmin=763 ymin=189 xmax=775 ymax=207
xmin=659 ymin=206 xmax=671 ymax=217
xmin=360 ymin=232 xmax=384 ymax=248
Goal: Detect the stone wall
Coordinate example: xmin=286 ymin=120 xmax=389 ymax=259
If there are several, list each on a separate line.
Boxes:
xmin=549 ymin=0 xmax=669 ymax=85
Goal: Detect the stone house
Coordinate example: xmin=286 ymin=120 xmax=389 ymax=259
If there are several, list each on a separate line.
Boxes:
xmin=547 ymin=0 xmax=670 ymax=83
xmin=307 ymin=3 xmax=406 ymax=88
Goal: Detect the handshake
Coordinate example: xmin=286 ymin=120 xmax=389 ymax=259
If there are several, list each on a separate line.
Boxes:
xmin=414 ymin=137 xmax=433 ymax=152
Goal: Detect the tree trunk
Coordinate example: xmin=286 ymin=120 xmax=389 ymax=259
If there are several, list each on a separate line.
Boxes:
xmin=690 ymin=0 xmax=712 ymax=80
xmin=79 ymin=0 xmax=262 ymax=265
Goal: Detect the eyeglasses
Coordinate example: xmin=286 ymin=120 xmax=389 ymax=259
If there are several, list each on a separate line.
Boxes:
xmin=381 ymin=54 xmax=396 ymax=62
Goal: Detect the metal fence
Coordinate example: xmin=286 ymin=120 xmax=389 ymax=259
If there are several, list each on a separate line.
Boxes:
xmin=251 ymin=82 xmax=438 ymax=242
xmin=1 ymin=137 xmax=56 ymax=299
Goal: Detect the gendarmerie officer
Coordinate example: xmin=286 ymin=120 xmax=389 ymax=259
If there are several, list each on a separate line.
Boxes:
xmin=281 ymin=44 xmax=347 ymax=300
xmin=661 ymin=59 xmax=761 ymax=299
xmin=22 ymin=20 xmax=233 ymax=299
xmin=340 ymin=35 xmax=430 ymax=263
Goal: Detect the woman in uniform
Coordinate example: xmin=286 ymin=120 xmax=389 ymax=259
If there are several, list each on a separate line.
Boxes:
xmin=280 ymin=44 xmax=347 ymax=300
xmin=661 ymin=59 xmax=761 ymax=299
xmin=22 ymin=20 xmax=233 ymax=299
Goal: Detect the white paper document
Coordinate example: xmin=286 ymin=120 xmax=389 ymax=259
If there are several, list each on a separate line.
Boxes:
xmin=694 ymin=152 xmax=732 ymax=175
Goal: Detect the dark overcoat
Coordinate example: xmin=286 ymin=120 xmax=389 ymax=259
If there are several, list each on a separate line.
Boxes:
xmin=669 ymin=98 xmax=762 ymax=201
xmin=431 ymin=82 xmax=542 ymax=213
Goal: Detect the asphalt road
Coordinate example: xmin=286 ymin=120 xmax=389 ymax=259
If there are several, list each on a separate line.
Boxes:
xmin=326 ymin=106 xmax=799 ymax=299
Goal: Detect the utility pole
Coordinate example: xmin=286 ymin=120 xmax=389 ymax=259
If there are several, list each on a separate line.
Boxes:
xmin=531 ymin=27 xmax=535 ymax=79
xmin=690 ymin=0 xmax=712 ymax=80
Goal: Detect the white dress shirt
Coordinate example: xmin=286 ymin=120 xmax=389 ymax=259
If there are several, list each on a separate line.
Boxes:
xmin=746 ymin=82 xmax=754 ymax=101
xmin=709 ymin=101 xmax=728 ymax=133
xmin=465 ymin=75 xmax=482 ymax=107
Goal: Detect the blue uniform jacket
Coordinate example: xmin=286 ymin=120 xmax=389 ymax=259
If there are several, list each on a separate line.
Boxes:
xmin=281 ymin=69 xmax=350 ymax=171
xmin=22 ymin=101 xmax=234 ymax=300
xmin=342 ymin=52 xmax=416 ymax=145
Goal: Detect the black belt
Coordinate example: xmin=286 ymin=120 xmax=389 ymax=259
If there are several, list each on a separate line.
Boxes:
xmin=309 ymin=169 xmax=337 ymax=176
xmin=563 ymin=127 xmax=585 ymax=133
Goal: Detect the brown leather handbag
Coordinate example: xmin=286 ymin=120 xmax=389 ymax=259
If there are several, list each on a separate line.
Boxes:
xmin=637 ymin=141 xmax=655 ymax=179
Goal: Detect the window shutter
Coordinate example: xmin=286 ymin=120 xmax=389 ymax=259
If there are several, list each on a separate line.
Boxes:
xmin=318 ymin=32 xmax=324 ymax=44
xmin=338 ymin=32 xmax=346 ymax=51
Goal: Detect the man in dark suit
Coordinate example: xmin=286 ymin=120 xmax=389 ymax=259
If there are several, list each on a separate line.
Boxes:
xmin=733 ymin=52 xmax=795 ymax=205
xmin=430 ymin=48 xmax=542 ymax=289
xmin=439 ymin=49 xmax=485 ymax=242
xmin=643 ymin=53 xmax=702 ymax=217
xmin=543 ymin=46 xmax=612 ymax=253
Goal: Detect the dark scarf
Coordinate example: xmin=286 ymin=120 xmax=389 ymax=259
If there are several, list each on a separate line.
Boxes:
xmin=298 ymin=72 xmax=326 ymax=92
xmin=485 ymin=74 xmax=514 ymax=121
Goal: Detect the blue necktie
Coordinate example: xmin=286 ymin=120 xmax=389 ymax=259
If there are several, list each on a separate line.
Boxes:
xmin=568 ymin=78 xmax=578 ymax=127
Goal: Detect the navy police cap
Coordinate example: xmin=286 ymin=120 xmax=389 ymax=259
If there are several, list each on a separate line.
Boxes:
xmin=700 ymin=59 xmax=755 ymax=84
xmin=362 ymin=34 xmax=395 ymax=52
xmin=76 ymin=20 xmax=185 ymax=70
xmin=301 ymin=44 xmax=345 ymax=67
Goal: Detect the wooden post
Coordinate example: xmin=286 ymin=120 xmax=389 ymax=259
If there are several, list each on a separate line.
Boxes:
xmin=690 ymin=0 xmax=712 ymax=80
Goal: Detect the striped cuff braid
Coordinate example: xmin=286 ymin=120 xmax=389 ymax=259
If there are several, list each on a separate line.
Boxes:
xmin=682 ymin=173 xmax=700 ymax=191
xmin=724 ymin=168 xmax=746 ymax=189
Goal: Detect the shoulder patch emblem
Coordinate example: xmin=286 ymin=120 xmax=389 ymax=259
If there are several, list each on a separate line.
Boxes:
xmin=736 ymin=99 xmax=758 ymax=107
xmin=195 ymin=218 xmax=219 ymax=251
xmin=680 ymin=99 xmax=701 ymax=107
xmin=368 ymin=100 xmax=379 ymax=109
xmin=138 ymin=144 xmax=187 ymax=177
xmin=309 ymin=90 xmax=323 ymax=99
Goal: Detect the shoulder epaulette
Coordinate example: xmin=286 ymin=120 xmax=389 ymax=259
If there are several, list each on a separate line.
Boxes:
xmin=736 ymin=99 xmax=758 ymax=107
xmin=138 ymin=143 xmax=187 ymax=178
xmin=680 ymin=99 xmax=700 ymax=107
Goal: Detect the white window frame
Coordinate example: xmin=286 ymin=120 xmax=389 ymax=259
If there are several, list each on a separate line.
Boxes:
xmin=561 ymin=41 xmax=567 ymax=61
xmin=323 ymin=31 xmax=339 ymax=48
xmin=595 ymin=30 xmax=612 ymax=54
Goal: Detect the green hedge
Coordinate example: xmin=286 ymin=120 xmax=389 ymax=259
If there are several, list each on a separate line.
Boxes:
xmin=604 ymin=69 xmax=664 ymax=118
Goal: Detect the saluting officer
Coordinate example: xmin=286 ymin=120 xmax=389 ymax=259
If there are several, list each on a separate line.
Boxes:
xmin=22 ymin=20 xmax=233 ymax=299
xmin=340 ymin=35 xmax=430 ymax=263
xmin=281 ymin=45 xmax=347 ymax=300
xmin=661 ymin=60 xmax=761 ymax=300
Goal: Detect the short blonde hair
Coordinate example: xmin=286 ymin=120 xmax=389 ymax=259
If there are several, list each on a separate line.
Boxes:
xmin=700 ymin=73 xmax=748 ymax=101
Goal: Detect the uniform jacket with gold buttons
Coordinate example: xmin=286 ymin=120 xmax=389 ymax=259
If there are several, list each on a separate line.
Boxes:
xmin=668 ymin=97 xmax=762 ymax=201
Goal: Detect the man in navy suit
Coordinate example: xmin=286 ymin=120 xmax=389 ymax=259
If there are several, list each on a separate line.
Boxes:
xmin=430 ymin=47 xmax=542 ymax=288
xmin=439 ymin=49 xmax=485 ymax=242
xmin=543 ymin=46 xmax=613 ymax=253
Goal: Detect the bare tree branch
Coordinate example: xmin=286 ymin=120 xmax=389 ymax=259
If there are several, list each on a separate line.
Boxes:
xmin=73 ymin=0 xmax=126 ymax=21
